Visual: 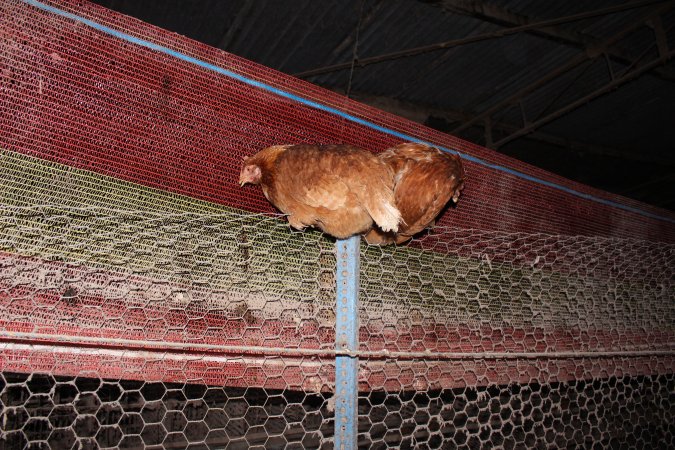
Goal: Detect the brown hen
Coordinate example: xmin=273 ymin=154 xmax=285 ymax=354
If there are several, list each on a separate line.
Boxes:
xmin=239 ymin=144 xmax=402 ymax=239
xmin=364 ymin=142 xmax=465 ymax=245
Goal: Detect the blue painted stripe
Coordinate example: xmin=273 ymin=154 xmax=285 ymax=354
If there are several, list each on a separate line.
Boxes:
xmin=21 ymin=0 xmax=674 ymax=225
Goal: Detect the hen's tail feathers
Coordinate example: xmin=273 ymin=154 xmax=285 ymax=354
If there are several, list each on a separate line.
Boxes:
xmin=365 ymin=198 xmax=402 ymax=233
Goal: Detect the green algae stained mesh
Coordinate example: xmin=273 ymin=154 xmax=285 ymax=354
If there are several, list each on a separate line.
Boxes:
xmin=1 ymin=149 xmax=669 ymax=328
xmin=0 ymin=149 xmax=329 ymax=304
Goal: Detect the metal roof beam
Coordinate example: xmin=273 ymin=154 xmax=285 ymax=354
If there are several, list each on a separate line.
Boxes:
xmin=452 ymin=3 xmax=674 ymax=135
xmin=491 ymin=46 xmax=675 ymax=148
xmin=293 ymin=0 xmax=666 ymax=78
xmin=431 ymin=0 xmax=675 ymax=83
xmin=216 ymin=0 xmax=254 ymax=50
xmin=649 ymin=16 xmax=671 ymax=59
xmin=330 ymin=0 xmax=385 ymax=59
xmin=333 ymin=90 xmax=673 ymax=166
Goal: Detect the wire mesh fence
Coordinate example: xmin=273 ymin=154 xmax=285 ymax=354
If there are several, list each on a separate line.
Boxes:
xmin=357 ymin=228 xmax=675 ymax=448
xmin=0 ymin=206 xmax=339 ymax=448
xmin=1 ymin=371 xmax=337 ymax=449
xmin=2 ymin=0 xmax=674 ymax=447
xmin=0 ymin=205 xmax=673 ymax=448
xmin=355 ymin=373 xmax=675 ymax=449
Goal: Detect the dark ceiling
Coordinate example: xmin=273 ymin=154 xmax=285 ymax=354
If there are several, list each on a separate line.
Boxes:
xmin=91 ymin=0 xmax=675 ymax=211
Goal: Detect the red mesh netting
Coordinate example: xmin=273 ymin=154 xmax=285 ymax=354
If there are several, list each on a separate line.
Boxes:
xmin=0 ymin=0 xmax=673 ymax=242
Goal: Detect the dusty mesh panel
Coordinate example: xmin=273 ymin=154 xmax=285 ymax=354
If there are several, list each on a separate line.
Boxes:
xmin=0 ymin=206 xmax=338 ymax=448
xmin=0 ymin=205 xmax=337 ymax=374
xmin=359 ymin=230 xmax=674 ymax=386
xmin=360 ymin=228 xmax=675 ymax=329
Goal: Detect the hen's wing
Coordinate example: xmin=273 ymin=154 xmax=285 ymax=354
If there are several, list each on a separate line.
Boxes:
xmin=326 ymin=146 xmax=401 ymax=233
xmin=271 ymin=145 xmax=401 ymax=232
xmin=268 ymin=147 xmax=349 ymax=222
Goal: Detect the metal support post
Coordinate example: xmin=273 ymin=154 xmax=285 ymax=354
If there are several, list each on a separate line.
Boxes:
xmin=334 ymin=236 xmax=360 ymax=449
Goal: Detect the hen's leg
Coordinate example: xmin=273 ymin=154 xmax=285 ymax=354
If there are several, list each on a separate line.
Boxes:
xmin=394 ymin=234 xmax=413 ymax=244
xmin=363 ymin=228 xmax=396 ymax=245
xmin=287 ymin=214 xmax=308 ymax=230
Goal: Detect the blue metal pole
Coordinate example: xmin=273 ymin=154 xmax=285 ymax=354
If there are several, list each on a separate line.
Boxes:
xmin=334 ymin=236 xmax=360 ymax=449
